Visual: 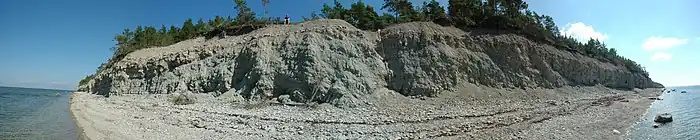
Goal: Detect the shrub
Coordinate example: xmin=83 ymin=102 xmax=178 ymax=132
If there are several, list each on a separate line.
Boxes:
xmin=170 ymin=93 xmax=195 ymax=105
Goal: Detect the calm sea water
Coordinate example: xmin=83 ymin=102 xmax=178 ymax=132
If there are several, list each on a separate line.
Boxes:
xmin=628 ymin=85 xmax=700 ymax=140
xmin=0 ymin=86 xmax=78 ymax=140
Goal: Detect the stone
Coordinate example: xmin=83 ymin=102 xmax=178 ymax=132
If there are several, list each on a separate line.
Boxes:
xmin=612 ymin=129 xmax=620 ymax=134
xmin=277 ymin=95 xmax=292 ymax=104
xmin=654 ymin=113 xmax=673 ymax=123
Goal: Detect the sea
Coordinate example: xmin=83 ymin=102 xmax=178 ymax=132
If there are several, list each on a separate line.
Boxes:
xmin=0 ymin=86 xmax=78 ymax=140
xmin=627 ymin=85 xmax=700 ymax=140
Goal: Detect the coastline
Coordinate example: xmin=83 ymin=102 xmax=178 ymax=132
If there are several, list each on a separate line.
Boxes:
xmin=69 ymin=92 xmax=91 ymax=140
xmin=623 ymin=90 xmax=662 ymax=138
xmin=70 ymin=86 xmax=662 ymax=139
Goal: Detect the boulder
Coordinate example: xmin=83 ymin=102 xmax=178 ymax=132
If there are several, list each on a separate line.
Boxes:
xmin=277 ymin=95 xmax=293 ymax=104
xmin=654 ymin=113 xmax=673 ymax=123
xmin=681 ymin=91 xmax=687 ymax=93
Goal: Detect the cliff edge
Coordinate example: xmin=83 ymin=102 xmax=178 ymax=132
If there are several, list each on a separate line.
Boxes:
xmin=77 ymin=19 xmax=662 ymax=107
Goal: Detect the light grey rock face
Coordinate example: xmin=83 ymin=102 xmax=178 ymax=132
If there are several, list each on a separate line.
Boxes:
xmin=378 ymin=22 xmax=661 ymax=97
xmin=84 ymin=19 xmax=389 ymax=107
xmin=80 ymin=19 xmax=661 ymax=106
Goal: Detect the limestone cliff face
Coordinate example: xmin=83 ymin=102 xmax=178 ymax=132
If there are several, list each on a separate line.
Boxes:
xmin=377 ymin=22 xmax=662 ymax=97
xmin=78 ymin=19 xmax=661 ymax=106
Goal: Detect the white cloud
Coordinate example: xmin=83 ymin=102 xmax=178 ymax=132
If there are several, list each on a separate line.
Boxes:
xmin=642 ymin=36 xmax=688 ymax=51
xmin=650 ymin=52 xmax=673 ymax=61
xmin=559 ymin=22 xmax=609 ymax=42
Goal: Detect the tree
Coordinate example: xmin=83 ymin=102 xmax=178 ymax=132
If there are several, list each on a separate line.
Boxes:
xmin=421 ymin=0 xmax=447 ymax=21
xmin=179 ymin=18 xmax=196 ymax=40
xmin=375 ymin=13 xmax=396 ymax=29
xmin=302 ymin=11 xmax=322 ymax=21
xmin=234 ymin=0 xmax=256 ymax=24
xmin=211 ymin=16 xmax=225 ymax=28
xmin=321 ymin=0 xmax=347 ymax=19
xmin=345 ymin=1 xmax=380 ymax=30
xmin=539 ymin=15 xmax=558 ymax=39
xmin=195 ymin=18 xmax=206 ymax=34
xmin=448 ymin=0 xmax=482 ymax=26
xmin=261 ymin=0 xmax=270 ymax=22
xmin=382 ymin=0 xmax=419 ymax=23
xmin=499 ymin=0 xmax=528 ymax=17
xmin=112 ymin=28 xmax=133 ymax=52
xmin=158 ymin=25 xmax=171 ymax=45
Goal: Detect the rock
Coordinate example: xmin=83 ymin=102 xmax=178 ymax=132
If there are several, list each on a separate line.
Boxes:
xmin=82 ymin=19 xmax=662 ymax=107
xmin=277 ymin=95 xmax=292 ymax=104
xmin=681 ymin=91 xmax=687 ymax=93
xmin=653 ymin=123 xmax=660 ymax=128
xmin=648 ymin=97 xmax=662 ymax=100
xmin=654 ymin=113 xmax=673 ymax=123
xmin=612 ymin=129 xmax=620 ymax=134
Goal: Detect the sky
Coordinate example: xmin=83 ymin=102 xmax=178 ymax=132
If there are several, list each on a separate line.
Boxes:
xmin=0 ymin=0 xmax=697 ymax=90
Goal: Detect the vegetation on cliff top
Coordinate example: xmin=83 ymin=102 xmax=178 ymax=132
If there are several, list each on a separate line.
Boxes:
xmin=80 ymin=0 xmax=649 ymax=86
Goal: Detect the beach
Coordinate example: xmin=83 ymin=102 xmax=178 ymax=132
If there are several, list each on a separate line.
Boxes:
xmin=71 ymin=85 xmax=662 ymax=139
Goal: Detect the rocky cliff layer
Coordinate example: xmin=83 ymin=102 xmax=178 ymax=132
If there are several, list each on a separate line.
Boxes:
xmin=78 ymin=19 xmax=662 ymax=107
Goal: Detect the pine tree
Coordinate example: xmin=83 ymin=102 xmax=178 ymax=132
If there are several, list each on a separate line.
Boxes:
xmin=180 ymin=18 xmax=196 ymax=40
xmin=234 ymin=0 xmax=256 ymax=24
xmin=421 ymin=0 xmax=446 ymax=22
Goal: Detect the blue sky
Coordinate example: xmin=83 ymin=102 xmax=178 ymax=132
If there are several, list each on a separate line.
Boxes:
xmin=0 ymin=0 xmax=697 ymax=90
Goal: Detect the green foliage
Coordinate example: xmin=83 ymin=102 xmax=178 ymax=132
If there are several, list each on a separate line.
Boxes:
xmin=382 ymin=0 xmax=421 ymax=23
xmin=78 ymin=74 xmax=94 ymax=86
xmin=420 ymin=0 xmax=447 ymax=22
xmin=234 ymin=0 xmax=256 ymax=24
xmin=448 ymin=0 xmax=482 ymax=26
xmin=302 ymin=11 xmax=321 ymax=21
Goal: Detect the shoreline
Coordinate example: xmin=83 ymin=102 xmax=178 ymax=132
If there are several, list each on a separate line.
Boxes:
xmin=70 ymin=86 xmax=662 ymax=139
xmin=623 ymin=91 xmax=662 ymax=138
xmin=69 ymin=92 xmax=90 ymax=140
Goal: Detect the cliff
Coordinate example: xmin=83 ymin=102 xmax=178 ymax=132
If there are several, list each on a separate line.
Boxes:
xmin=78 ymin=19 xmax=662 ymax=107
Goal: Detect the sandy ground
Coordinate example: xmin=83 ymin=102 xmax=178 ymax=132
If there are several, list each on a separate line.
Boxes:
xmin=71 ymin=85 xmax=662 ymax=140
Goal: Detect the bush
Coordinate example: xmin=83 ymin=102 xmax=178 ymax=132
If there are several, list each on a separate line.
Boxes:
xmin=78 ymin=74 xmax=94 ymax=86
xmin=170 ymin=93 xmax=195 ymax=105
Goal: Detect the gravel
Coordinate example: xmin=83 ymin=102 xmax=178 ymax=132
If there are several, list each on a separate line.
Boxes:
xmin=71 ymin=85 xmax=663 ymax=139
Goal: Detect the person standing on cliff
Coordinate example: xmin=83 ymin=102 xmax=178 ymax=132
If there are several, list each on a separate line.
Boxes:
xmin=284 ymin=14 xmax=290 ymax=25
